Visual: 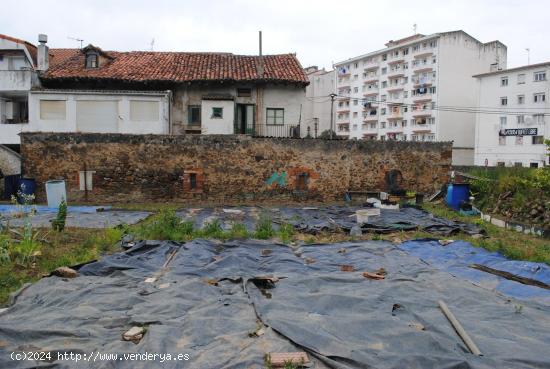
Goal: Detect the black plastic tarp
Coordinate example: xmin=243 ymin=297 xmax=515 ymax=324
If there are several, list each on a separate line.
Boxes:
xmin=0 ymin=239 xmax=548 ymax=368
xmin=177 ymin=205 xmax=483 ymax=236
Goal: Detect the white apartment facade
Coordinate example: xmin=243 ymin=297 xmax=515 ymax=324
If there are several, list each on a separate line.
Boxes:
xmin=474 ymin=63 xmax=549 ymax=168
xmin=334 ymin=31 xmax=506 ymax=165
xmin=303 ymin=66 xmax=335 ymax=137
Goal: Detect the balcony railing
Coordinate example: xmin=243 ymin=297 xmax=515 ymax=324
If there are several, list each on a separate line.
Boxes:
xmin=235 ymin=122 xmax=303 ymax=138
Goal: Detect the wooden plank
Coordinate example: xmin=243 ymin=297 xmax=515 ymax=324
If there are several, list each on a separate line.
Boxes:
xmin=469 ymin=264 xmax=550 ymax=290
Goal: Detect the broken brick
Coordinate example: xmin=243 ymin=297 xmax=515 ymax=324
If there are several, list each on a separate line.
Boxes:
xmin=268 ymin=352 xmax=309 ymax=367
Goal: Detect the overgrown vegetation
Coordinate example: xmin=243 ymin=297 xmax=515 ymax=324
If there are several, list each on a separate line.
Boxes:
xmin=134 ymin=209 xmax=295 ymax=243
xmin=422 ymin=203 xmax=550 ymax=265
xmin=468 ymin=165 xmax=550 ymax=228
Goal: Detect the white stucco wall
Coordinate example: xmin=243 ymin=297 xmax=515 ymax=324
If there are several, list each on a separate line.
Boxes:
xmin=437 ymin=32 xmax=506 ymax=154
xmin=24 ymin=91 xmax=169 ymax=141
xmin=262 ymin=85 xmax=306 ymax=136
xmin=304 ymin=68 xmax=335 ymax=136
xmin=201 ymin=99 xmax=235 ymax=134
xmin=474 ymin=65 xmax=550 ymax=167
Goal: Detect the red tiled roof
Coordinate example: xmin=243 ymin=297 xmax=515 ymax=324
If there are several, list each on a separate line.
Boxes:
xmin=49 ymin=48 xmax=80 ymax=67
xmin=42 ymin=48 xmax=309 ymax=85
xmin=0 ymin=34 xmax=37 ymax=66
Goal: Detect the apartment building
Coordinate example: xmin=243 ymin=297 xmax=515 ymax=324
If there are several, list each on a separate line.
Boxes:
xmin=334 ymin=31 xmax=506 ymax=165
xmin=474 ymin=63 xmax=549 ymax=167
xmin=303 ymin=66 xmax=335 ymax=137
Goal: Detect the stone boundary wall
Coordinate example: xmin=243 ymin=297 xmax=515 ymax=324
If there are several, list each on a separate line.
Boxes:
xmin=20 ymin=133 xmax=452 ymax=203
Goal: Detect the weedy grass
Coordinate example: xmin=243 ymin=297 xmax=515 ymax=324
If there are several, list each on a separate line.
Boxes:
xmin=422 ymin=203 xmax=550 ymax=265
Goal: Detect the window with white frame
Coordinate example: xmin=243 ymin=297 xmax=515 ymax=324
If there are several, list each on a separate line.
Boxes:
xmin=517 ymin=74 xmax=525 ymax=84
xmin=380 ymin=122 xmax=386 ymax=128
xmin=501 ymin=77 xmax=508 ymax=86
xmin=534 ymin=71 xmax=546 ymax=81
xmin=353 ymin=87 xmax=359 ymax=93
xmin=517 ymin=95 xmax=525 ymax=104
xmin=534 ymin=93 xmax=545 ymax=103
xmin=428 ymin=117 xmax=435 ymax=125
xmin=532 ymin=136 xmax=544 ymax=144
xmin=500 ymin=97 xmax=508 ymax=105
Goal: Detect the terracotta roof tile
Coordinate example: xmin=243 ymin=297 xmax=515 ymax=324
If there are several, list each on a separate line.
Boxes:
xmin=49 ymin=48 xmax=81 ymax=67
xmin=42 ymin=49 xmax=308 ymax=85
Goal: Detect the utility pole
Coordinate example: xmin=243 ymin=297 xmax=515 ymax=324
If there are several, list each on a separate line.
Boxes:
xmin=329 ymin=93 xmax=337 ymax=140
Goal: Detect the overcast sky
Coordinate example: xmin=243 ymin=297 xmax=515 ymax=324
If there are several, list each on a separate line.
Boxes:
xmin=3 ymin=0 xmax=548 ymax=70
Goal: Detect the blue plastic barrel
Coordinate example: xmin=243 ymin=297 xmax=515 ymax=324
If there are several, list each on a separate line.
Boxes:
xmin=17 ymin=178 xmax=36 ymax=204
xmin=445 ymin=183 xmax=470 ymax=211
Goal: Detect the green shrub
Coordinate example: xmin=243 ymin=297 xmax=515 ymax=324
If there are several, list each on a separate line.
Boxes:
xmin=52 ymin=199 xmax=67 ymax=232
xmin=278 ymin=223 xmax=295 ymax=243
xmin=228 ymin=223 xmax=249 ymax=239
xmin=254 ymin=214 xmax=274 ymax=239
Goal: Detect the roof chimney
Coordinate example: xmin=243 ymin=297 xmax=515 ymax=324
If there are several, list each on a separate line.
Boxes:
xmin=37 ymin=34 xmax=49 ymax=71
xmin=257 ymin=30 xmax=264 ymax=79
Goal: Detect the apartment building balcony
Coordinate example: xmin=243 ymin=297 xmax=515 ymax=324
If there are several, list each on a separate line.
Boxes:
xmin=364 ymin=65 xmax=379 ymax=71
xmin=414 ymin=52 xmax=433 ymax=59
xmin=412 ymin=95 xmax=433 ymax=103
xmin=387 ymin=113 xmax=403 ymax=120
xmin=338 ymin=84 xmax=351 ymax=89
xmin=412 ymin=79 xmax=434 ymax=87
xmin=337 ymin=109 xmax=350 ymax=114
xmin=413 ymin=66 xmax=433 ymax=73
xmin=387 ymin=58 xmax=405 ymax=65
xmin=412 ymin=111 xmax=432 ymax=118
xmin=337 ymin=96 xmax=350 ymax=101
xmin=387 ymin=71 xmax=405 ymax=78
xmin=364 ymin=77 xmax=379 ymax=84
xmin=363 ymin=91 xmax=378 ymax=97
xmin=337 ymin=123 xmax=350 ymax=132
xmin=363 ymin=133 xmax=378 ymax=140
xmin=387 ymin=86 xmax=404 ymax=93
xmin=0 ymin=70 xmax=39 ymax=92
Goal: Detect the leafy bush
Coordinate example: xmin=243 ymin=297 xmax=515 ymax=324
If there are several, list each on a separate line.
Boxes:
xmin=52 ymin=199 xmax=67 ymax=232
xmin=136 ymin=209 xmax=194 ymax=241
xmin=254 ymin=214 xmax=275 ymax=239
xmin=278 ymin=223 xmax=295 ymax=243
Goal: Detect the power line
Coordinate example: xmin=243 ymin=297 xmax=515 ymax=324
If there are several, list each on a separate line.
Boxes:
xmin=334 ymin=94 xmax=550 ymax=116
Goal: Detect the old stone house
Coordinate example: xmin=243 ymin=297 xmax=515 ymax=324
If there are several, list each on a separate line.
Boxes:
xmin=34 ymin=43 xmax=309 ymax=138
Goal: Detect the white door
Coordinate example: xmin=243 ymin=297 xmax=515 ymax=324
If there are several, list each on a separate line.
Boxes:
xmin=76 ymin=100 xmax=118 ymax=133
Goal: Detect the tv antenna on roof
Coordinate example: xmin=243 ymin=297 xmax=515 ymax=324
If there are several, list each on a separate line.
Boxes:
xmin=68 ymin=36 xmax=84 ymax=49
xmin=413 ymin=23 xmax=417 ymax=34
xmin=150 ymin=38 xmax=155 ymax=51
xmin=525 ymin=48 xmax=530 ymax=65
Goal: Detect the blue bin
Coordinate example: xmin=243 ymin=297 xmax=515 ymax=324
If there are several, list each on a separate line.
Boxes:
xmin=17 ymin=178 xmax=36 ymax=204
xmin=445 ymin=183 xmax=470 ymax=211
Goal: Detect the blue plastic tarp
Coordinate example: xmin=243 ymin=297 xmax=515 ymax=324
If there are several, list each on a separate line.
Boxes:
xmin=400 ymin=239 xmax=550 ymax=305
xmin=0 ymin=204 xmax=110 ymax=214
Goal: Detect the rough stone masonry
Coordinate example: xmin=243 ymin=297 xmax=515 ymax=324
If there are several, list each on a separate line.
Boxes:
xmin=20 ymin=133 xmax=452 ymax=203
